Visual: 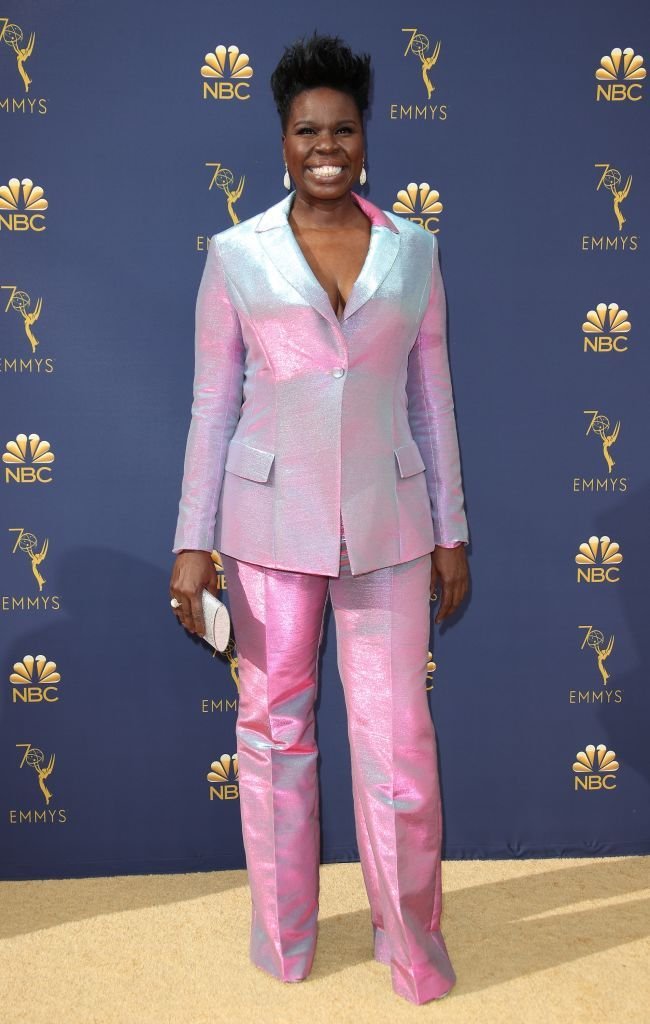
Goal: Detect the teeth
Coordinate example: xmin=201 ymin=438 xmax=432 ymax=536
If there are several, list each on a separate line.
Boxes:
xmin=309 ymin=166 xmax=343 ymax=177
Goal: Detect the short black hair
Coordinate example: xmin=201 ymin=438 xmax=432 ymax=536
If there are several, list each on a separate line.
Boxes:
xmin=270 ymin=31 xmax=372 ymax=133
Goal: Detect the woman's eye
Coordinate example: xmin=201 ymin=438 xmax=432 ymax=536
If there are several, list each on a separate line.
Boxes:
xmin=295 ymin=126 xmax=354 ymax=135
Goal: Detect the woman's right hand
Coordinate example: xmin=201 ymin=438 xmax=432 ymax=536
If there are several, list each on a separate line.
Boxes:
xmin=169 ymin=550 xmax=221 ymax=636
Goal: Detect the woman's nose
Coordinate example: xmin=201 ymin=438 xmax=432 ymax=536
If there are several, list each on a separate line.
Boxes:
xmin=315 ymin=142 xmax=342 ymax=158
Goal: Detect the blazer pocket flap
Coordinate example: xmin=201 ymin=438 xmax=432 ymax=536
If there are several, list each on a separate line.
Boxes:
xmin=225 ymin=440 xmax=275 ymax=482
xmin=394 ymin=439 xmax=426 ymax=478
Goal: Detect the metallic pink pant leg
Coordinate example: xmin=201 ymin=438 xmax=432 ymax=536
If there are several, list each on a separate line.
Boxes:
xmin=220 ymin=552 xmax=329 ymax=982
xmin=222 ymin=529 xmax=456 ymax=1004
xmin=329 ymin=546 xmax=456 ymax=1004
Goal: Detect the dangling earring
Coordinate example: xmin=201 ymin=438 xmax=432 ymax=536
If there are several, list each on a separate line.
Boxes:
xmin=359 ymin=160 xmax=367 ymax=186
xmin=283 ymin=162 xmax=291 ymax=190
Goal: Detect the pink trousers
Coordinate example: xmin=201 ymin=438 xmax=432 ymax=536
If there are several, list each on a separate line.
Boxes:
xmin=220 ymin=519 xmax=456 ymax=1005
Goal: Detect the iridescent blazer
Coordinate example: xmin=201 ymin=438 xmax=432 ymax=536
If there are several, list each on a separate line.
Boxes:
xmin=172 ymin=189 xmax=469 ymax=576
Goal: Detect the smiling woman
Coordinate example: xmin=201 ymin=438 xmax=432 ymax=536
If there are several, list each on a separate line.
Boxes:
xmin=272 ymin=46 xmax=372 ymax=319
xmin=170 ymin=29 xmax=470 ymax=1007
xmin=282 ymin=89 xmax=371 ymax=319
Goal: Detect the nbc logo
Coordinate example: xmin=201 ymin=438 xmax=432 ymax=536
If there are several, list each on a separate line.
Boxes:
xmin=392 ymin=183 xmax=442 ymax=232
xmin=3 ymin=433 xmax=54 ymax=484
xmin=573 ymin=743 xmax=619 ymax=791
xmin=582 ymin=302 xmax=631 ymax=354
xmin=575 ymin=535 xmax=622 ymax=584
xmin=201 ymin=44 xmax=253 ymax=101
xmin=595 ymin=47 xmax=645 ymax=101
xmin=207 ymin=753 xmax=239 ymax=800
xmin=0 ymin=177 xmax=48 ymax=231
xmin=425 ymin=650 xmax=436 ymax=690
xmin=10 ymin=654 xmax=60 ymax=703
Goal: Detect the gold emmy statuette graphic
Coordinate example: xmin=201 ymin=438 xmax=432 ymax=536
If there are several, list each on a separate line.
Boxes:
xmin=2 ymin=285 xmax=43 ymax=352
xmin=573 ymin=743 xmax=619 ymax=790
xmin=584 ymin=410 xmax=620 ymax=473
xmin=392 ymin=183 xmax=443 ymax=232
xmin=575 ymin=535 xmax=623 ymax=583
xmin=3 ymin=433 xmax=54 ymax=483
xmin=402 ymin=28 xmax=440 ymax=99
xmin=0 ymin=18 xmax=35 ymax=94
xmin=9 ymin=526 xmax=49 ymax=590
xmin=580 ymin=626 xmax=615 ymax=686
xmin=207 ymin=754 xmax=239 ymax=800
xmin=595 ymin=47 xmax=646 ymax=101
xmin=582 ymin=302 xmax=631 ymax=354
xmin=17 ymin=742 xmax=55 ymax=803
xmin=207 ymin=163 xmax=244 ymax=226
xmin=10 ymin=654 xmax=61 ymax=703
xmin=201 ymin=44 xmax=253 ymax=101
xmin=595 ymin=164 xmax=632 ymax=232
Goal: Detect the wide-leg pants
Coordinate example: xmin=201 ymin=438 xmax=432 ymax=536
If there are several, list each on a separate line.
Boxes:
xmin=220 ymin=517 xmax=456 ymax=1005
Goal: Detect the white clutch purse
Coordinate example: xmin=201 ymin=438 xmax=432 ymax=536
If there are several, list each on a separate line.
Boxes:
xmin=201 ymin=588 xmax=231 ymax=652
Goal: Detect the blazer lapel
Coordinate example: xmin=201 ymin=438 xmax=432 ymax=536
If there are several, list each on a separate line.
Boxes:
xmin=255 ymin=190 xmax=401 ymax=327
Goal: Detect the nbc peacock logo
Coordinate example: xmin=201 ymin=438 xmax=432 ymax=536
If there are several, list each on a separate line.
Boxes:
xmin=595 ymin=47 xmax=645 ymax=101
xmin=425 ymin=650 xmax=436 ymax=690
xmin=392 ymin=183 xmax=442 ymax=233
xmin=207 ymin=753 xmax=239 ymax=800
xmin=573 ymin=743 xmax=619 ymax=791
xmin=582 ymin=302 xmax=631 ymax=354
xmin=201 ymin=44 xmax=253 ymax=101
xmin=10 ymin=654 xmax=61 ymax=704
xmin=0 ymin=177 xmax=48 ymax=231
xmin=575 ymin=535 xmax=622 ymax=584
xmin=3 ymin=433 xmax=54 ymax=484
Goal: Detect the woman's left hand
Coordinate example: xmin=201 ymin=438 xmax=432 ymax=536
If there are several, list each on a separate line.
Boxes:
xmin=430 ymin=546 xmax=469 ymax=623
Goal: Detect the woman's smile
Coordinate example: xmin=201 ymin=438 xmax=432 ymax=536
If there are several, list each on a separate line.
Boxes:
xmin=306 ymin=164 xmax=346 ymax=180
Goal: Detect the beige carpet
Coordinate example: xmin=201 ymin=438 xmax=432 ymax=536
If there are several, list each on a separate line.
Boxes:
xmin=1 ymin=856 xmax=648 ymax=1024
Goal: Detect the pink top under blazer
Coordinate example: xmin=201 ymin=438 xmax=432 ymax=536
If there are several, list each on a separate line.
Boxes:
xmin=173 ymin=189 xmax=469 ymax=576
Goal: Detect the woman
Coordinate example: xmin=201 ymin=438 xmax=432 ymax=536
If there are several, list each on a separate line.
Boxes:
xmin=170 ymin=32 xmax=470 ymax=1006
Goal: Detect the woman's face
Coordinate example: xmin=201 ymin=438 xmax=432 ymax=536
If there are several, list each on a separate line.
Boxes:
xmin=282 ymin=86 xmax=365 ymax=201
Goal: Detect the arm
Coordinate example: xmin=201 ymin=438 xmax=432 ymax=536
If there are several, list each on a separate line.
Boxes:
xmin=172 ymin=237 xmax=245 ymax=553
xmin=406 ymin=234 xmax=469 ymax=548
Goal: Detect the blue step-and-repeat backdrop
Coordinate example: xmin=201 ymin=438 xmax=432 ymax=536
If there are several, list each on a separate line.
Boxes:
xmin=1 ymin=0 xmax=648 ymax=879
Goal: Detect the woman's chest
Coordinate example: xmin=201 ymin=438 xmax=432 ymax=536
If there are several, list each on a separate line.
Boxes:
xmin=290 ymin=224 xmax=372 ymax=319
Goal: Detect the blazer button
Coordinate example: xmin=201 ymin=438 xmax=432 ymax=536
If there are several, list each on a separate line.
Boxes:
xmin=332 ymin=367 xmax=345 ymax=378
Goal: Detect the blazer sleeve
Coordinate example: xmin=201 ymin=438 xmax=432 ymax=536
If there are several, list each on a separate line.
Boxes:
xmin=172 ymin=237 xmax=245 ymax=553
xmin=406 ymin=234 xmax=469 ymax=547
